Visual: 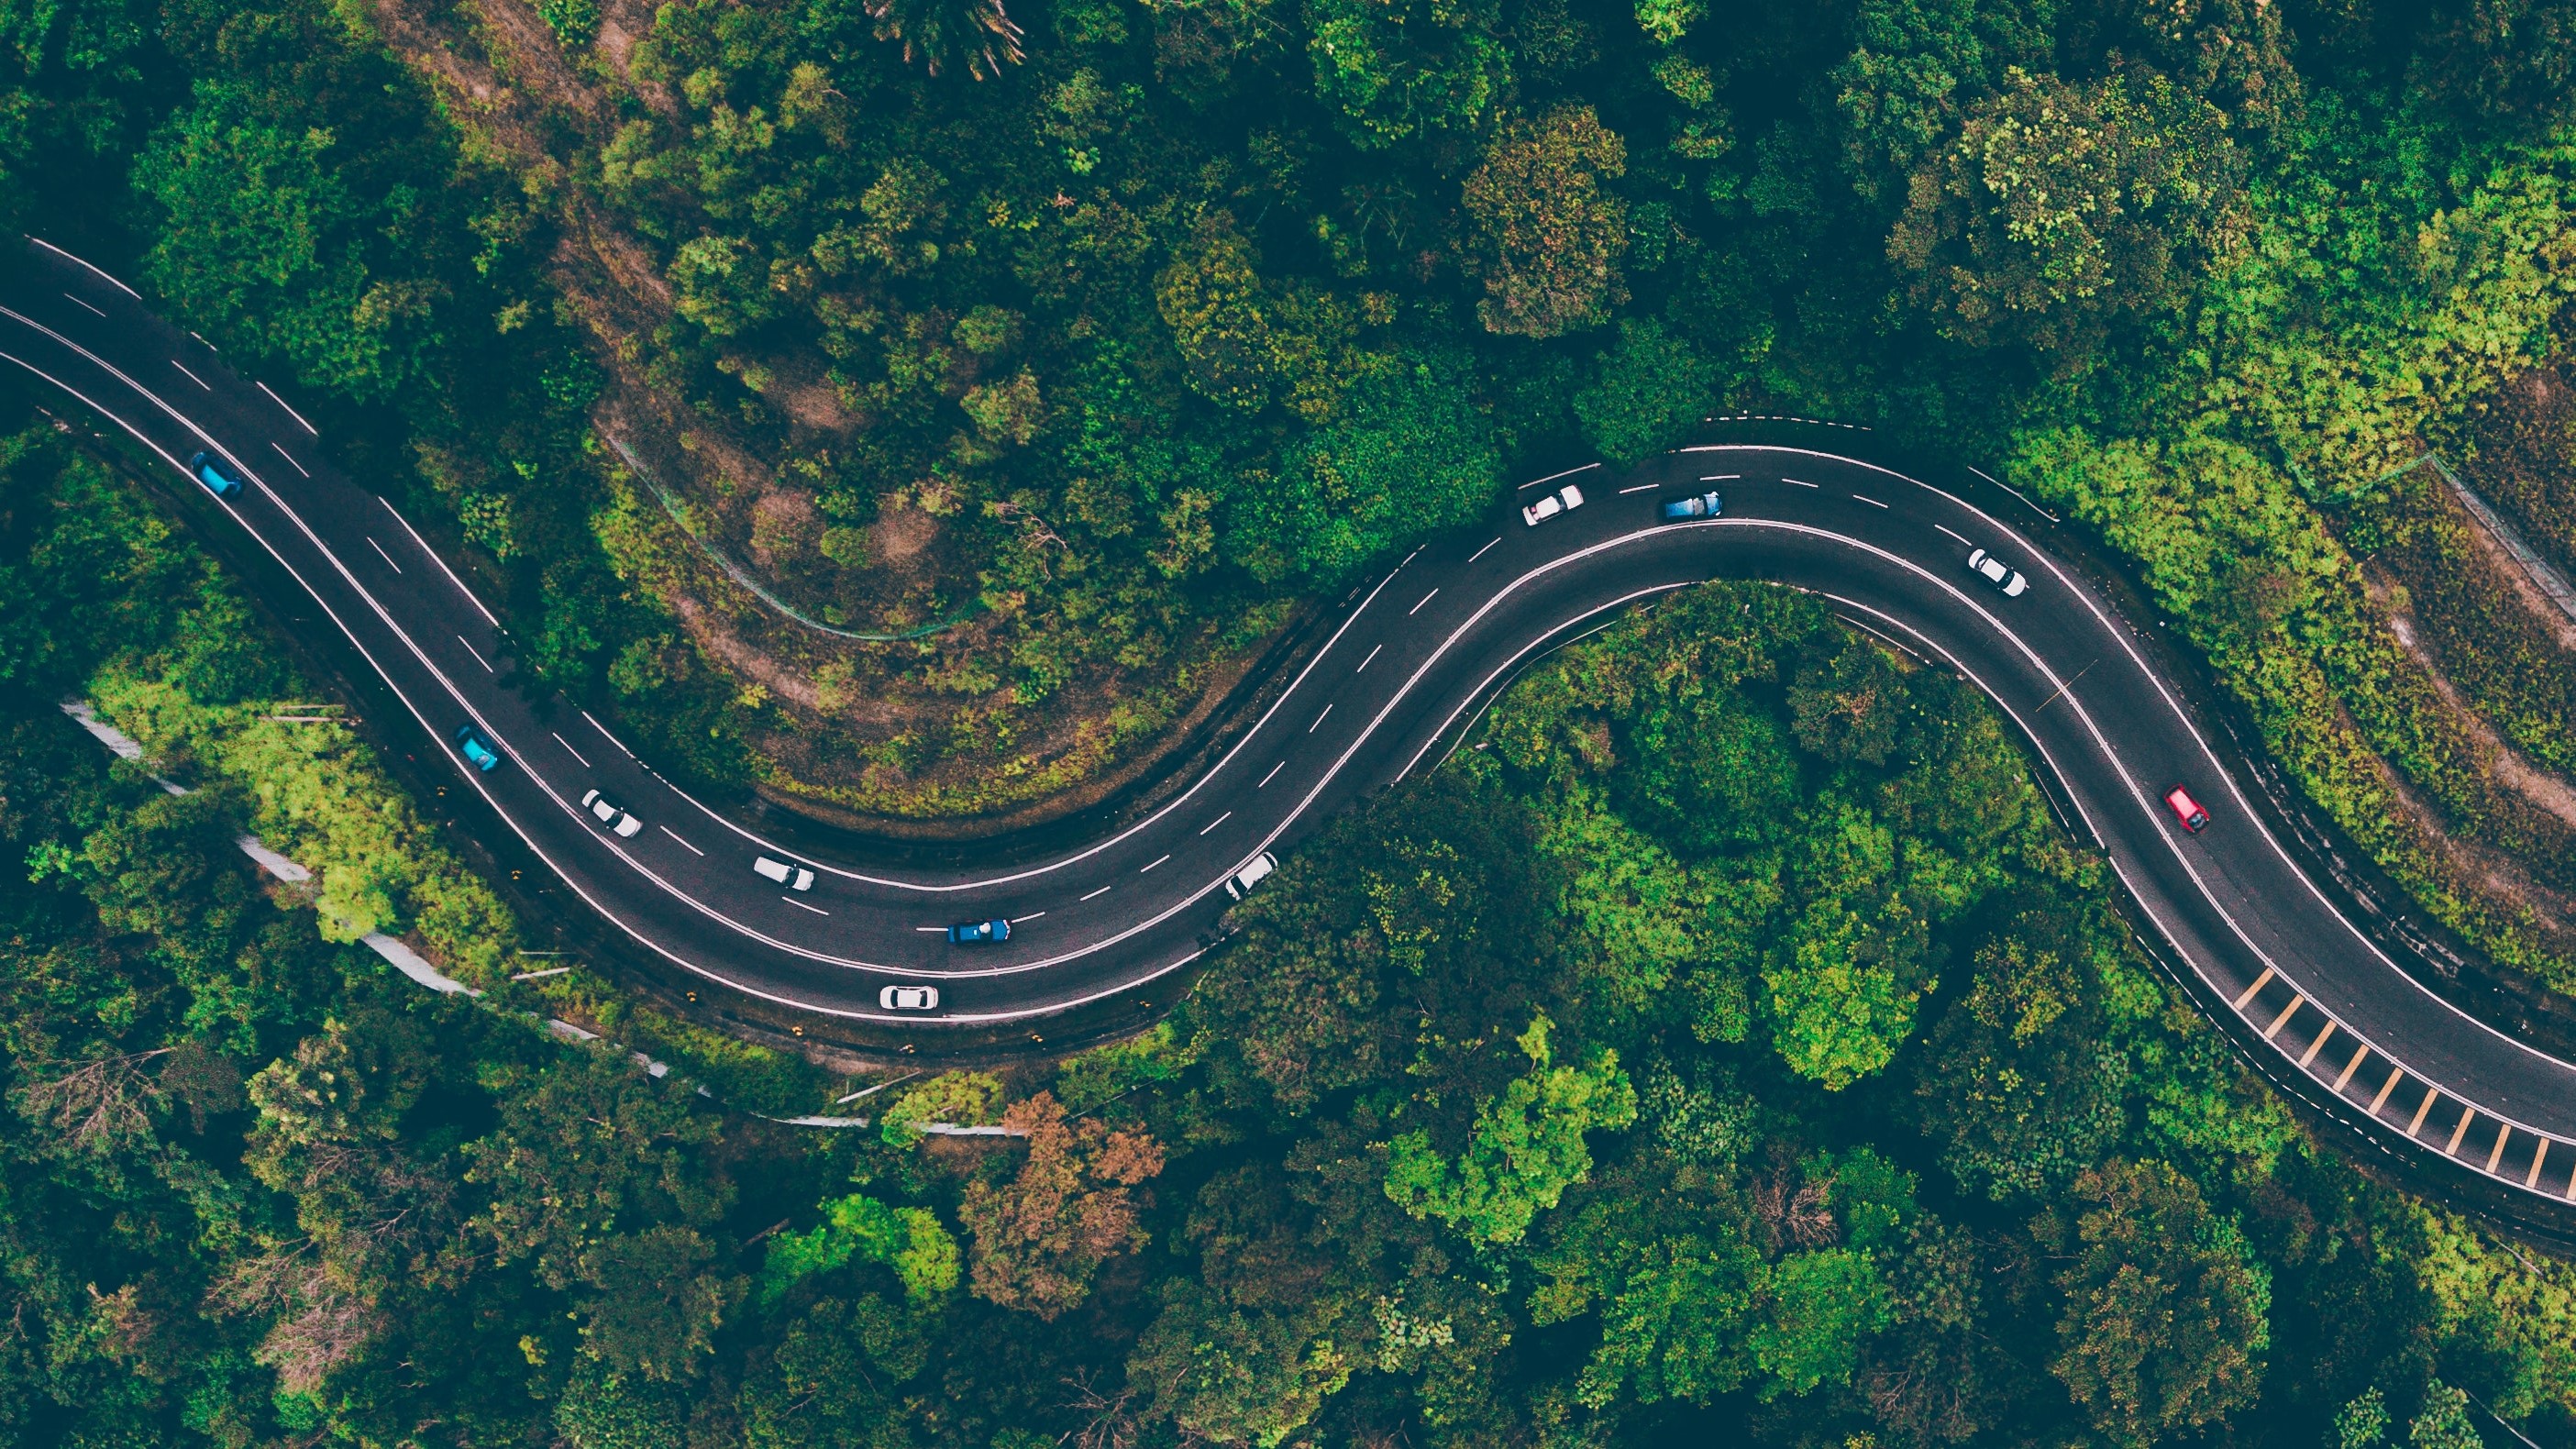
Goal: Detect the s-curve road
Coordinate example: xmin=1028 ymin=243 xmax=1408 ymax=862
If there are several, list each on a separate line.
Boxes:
xmin=12 ymin=236 xmax=2576 ymax=1207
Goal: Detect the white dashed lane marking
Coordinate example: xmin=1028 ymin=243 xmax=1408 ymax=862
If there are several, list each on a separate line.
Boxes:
xmin=1140 ymin=854 xmax=1169 ymax=873
xmin=1468 ymin=536 xmax=1501 ymax=563
xmin=366 ymin=536 xmax=403 ymax=573
xmin=1357 ymin=644 xmax=1382 ymax=672
xmin=170 ymin=359 xmax=212 ymax=391
xmin=459 ymin=636 xmax=494 ymax=674
xmin=658 ymin=824 xmax=702 ymax=856
xmin=63 ymin=293 xmax=105 ymax=317
xmin=785 ymin=897 xmax=828 ymax=916
xmin=1853 ymin=494 xmax=1888 ymax=508
xmin=1935 ymin=524 xmax=1973 ymax=546
xmin=271 ymin=442 xmax=309 ymax=477
xmin=1310 ymin=703 xmax=1333 ymax=733
xmin=1080 ymin=884 xmax=1112 ymax=901
xmin=1259 ymin=760 xmax=1286 ymax=788
xmin=1199 ymin=812 xmax=1232 ymax=835
xmin=1410 ymin=588 xmax=1439 ymax=615
xmin=551 ymin=732 xmax=591 ymax=769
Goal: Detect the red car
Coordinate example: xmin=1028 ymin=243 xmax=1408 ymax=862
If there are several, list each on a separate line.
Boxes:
xmin=2164 ymin=785 xmax=2210 ymax=833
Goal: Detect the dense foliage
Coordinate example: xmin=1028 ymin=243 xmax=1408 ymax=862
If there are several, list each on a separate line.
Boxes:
xmin=7 ymin=418 xmax=2576 ymax=1443
xmin=16 ymin=0 xmax=2576 ymax=831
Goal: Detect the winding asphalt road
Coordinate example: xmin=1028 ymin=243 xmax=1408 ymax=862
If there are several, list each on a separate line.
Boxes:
xmin=12 ymin=237 xmax=2576 ymax=1210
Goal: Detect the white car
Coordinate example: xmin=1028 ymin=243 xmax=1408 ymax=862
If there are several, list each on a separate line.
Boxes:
xmin=1521 ymin=483 xmax=1586 ymax=527
xmin=1224 ymin=851 xmax=1279 ymax=901
xmin=754 ymin=856 xmax=817 ymax=890
xmin=1966 ymin=548 xmax=2029 ymax=598
xmin=879 ymin=983 xmax=940 ymax=1011
xmin=580 ymin=789 xmax=644 ymax=837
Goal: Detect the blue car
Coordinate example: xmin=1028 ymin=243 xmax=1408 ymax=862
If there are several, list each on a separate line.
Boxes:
xmin=452 ymin=724 xmax=503 ymax=772
xmin=186 ymin=450 xmax=245 ymax=500
xmin=946 ymin=918 xmax=1012 ymax=946
xmin=1660 ymin=490 xmax=1722 ymax=521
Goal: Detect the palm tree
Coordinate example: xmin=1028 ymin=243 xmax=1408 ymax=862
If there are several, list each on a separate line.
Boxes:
xmin=865 ymin=0 xmax=1026 ymax=80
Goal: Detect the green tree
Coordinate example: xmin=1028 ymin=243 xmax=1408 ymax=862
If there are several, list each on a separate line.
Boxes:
xmin=1126 ymin=1281 xmax=1355 ymax=1447
xmin=1233 ymin=344 xmax=1499 ymax=583
xmin=1573 ymin=317 xmax=1719 ymax=466
xmin=2050 ymin=1159 xmax=2272 ymax=1445
xmin=1383 ymin=1012 xmax=1638 ymax=1244
xmin=1302 ymin=0 xmax=1511 ymax=149
xmin=1885 ymin=64 xmax=2248 ymax=366
xmin=1461 ymin=105 xmax=1631 ymax=337
xmin=738 ymin=1295 xmax=928 ymax=1449
xmin=1830 ymin=0 xmax=2053 ymax=201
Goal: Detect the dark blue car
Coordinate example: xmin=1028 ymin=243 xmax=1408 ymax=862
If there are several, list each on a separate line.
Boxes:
xmin=452 ymin=724 xmax=503 ymax=772
xmin=1660 ymin=490 xmax=1722 ymax=521
xmin=946 ymin=918 xmax=1012 ymax=946
xmin=186 ymin=450 xmax=245 ymax=500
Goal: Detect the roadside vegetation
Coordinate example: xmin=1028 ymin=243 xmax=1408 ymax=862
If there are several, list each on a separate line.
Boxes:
xmin=9 ymin=477 xmax=2576 ymax=1443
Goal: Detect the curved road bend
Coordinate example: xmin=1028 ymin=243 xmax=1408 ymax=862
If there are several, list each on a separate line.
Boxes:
xmin=9 ymin=237 xmax=2576 ymax=1208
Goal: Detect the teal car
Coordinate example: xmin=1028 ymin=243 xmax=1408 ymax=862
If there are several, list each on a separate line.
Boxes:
xmin=1660 ymin=490 xmax=1722 ymax=521
xmin=186 ymin=450 xmax=245 ymax=500
xmin=453 ymin=724 xmax=502 ymax=772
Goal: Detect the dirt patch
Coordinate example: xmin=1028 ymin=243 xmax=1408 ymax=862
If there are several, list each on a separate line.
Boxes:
xmin=872 ymin=503 xmax=941 ymax=567
xmin=2450 ymin=480 xmax=2576 ymax=651
xmin=2372 ymin=573 xmax=2576 ymax=831
xmin=748 ymin=490 xmax=820 ymax=570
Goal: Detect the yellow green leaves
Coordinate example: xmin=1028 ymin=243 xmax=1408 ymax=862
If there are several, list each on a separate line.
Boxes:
xmin=1382 ymin=1012 xmax=1638 ymax=1245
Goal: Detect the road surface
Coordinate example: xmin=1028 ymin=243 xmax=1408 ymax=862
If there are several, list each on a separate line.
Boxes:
xmin=10 ymin=236 xmax=2576 ymax=1212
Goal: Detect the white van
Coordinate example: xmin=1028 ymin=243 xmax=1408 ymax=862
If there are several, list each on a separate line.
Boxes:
xmin=1224 ymin=851 xmax=1279 ymax=901
xmin=754 ymin=856 xmax=816 ymax=891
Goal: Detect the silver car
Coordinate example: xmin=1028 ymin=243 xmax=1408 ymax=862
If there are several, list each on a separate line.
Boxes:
xmin=1966 ymin=548 xmax=2029 ymax=598
xmin=580 ymin=789 xmax=644 ymax=837
xmin=1521 ymin=483 xmax=1586 ymax=527
xmin=879 ymin=983 xmax=940 ymax=1011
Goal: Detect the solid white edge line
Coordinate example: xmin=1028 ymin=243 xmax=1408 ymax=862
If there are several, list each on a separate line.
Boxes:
xmin=257 ymin=380 xmax=317 ymax=435
xmin=29 ymin=237 xmax=140 ymax=297
xmin=377 ymin=496 xmax=503 ymax=630
xmin=645 ymin=544 xmax=1421 ymax=895
xmin=582 ymin=709 xmax=637 ymax=758
xmin=1718 ymin=443 xmax=2576 ymax=1083
xmin=28 ymin=333 xmax=2576 ymax=1065
xmin=0 ymin=318 xmax=1212 ymax=1015
xmin=1516 ymin=462 xmax=1601 ymax=492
